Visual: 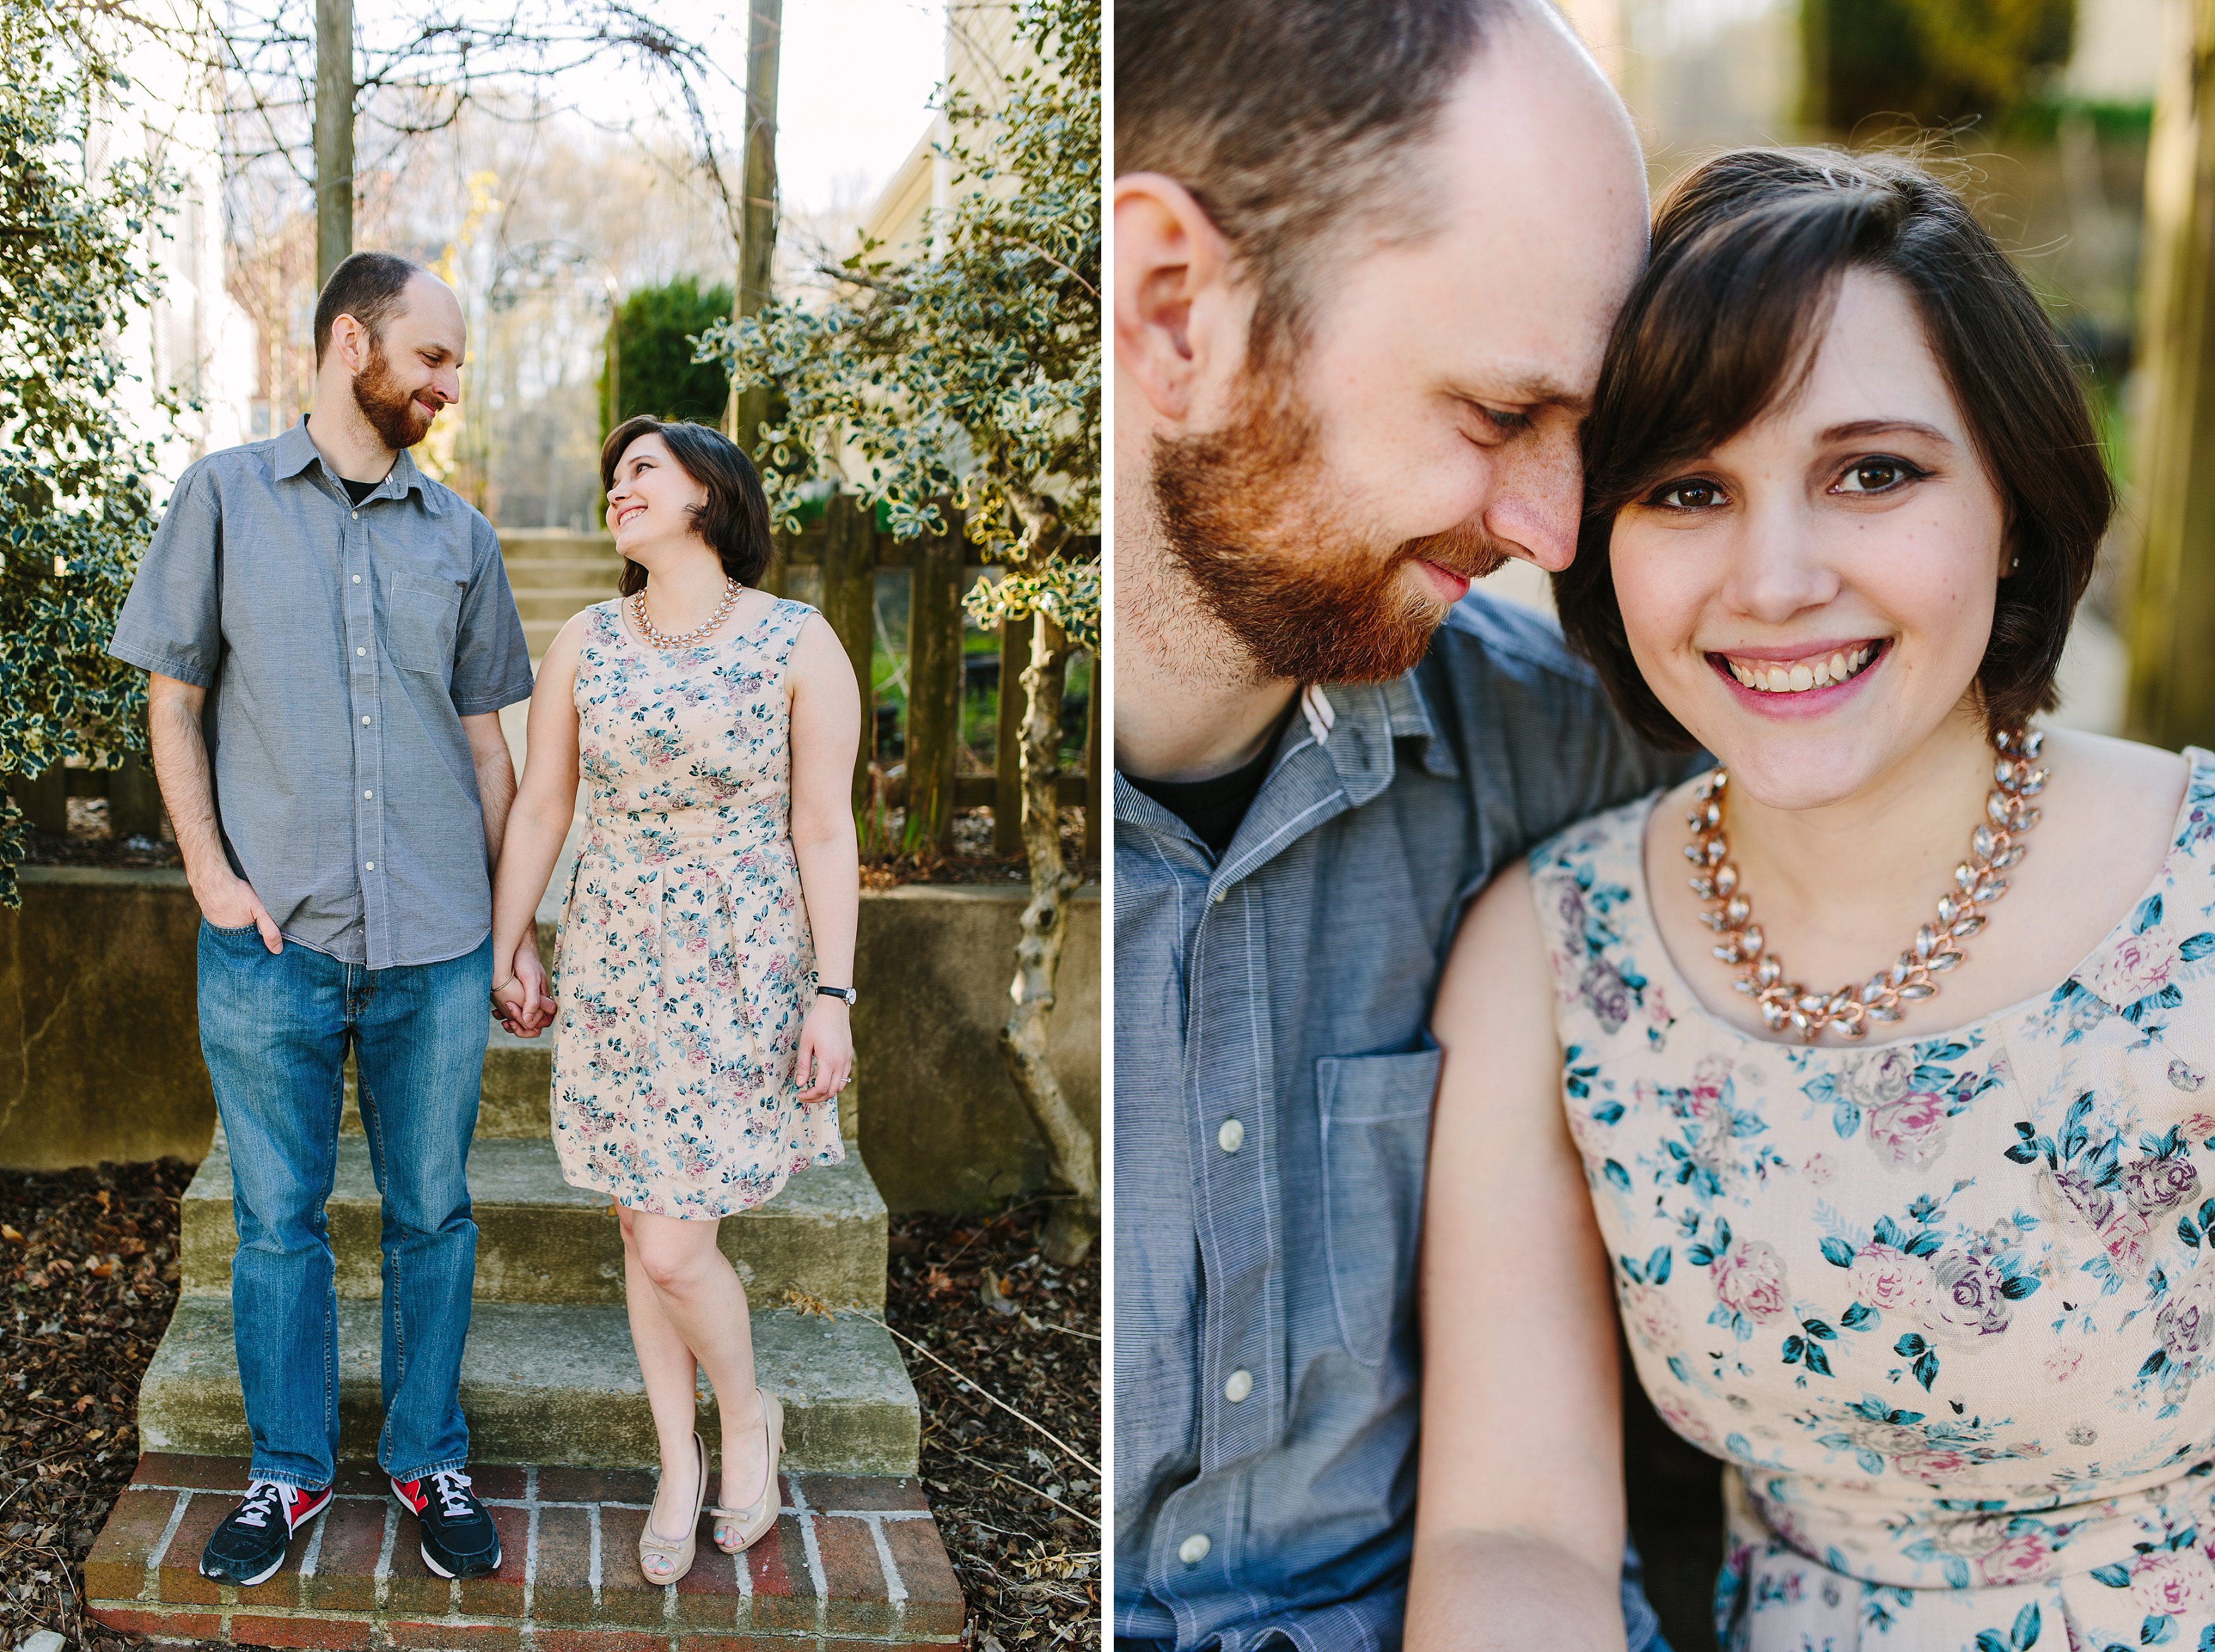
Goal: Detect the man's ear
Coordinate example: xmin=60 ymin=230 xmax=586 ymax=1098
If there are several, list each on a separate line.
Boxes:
xmin=1115 ymin=172 xmax=1244 ymax=425
xmin=327 ymin=313 xmax=368 ymax=375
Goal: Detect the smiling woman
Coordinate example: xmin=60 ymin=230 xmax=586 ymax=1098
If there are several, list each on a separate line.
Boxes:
xmin=1410 ymin=146 xmax=2215 ymax=1652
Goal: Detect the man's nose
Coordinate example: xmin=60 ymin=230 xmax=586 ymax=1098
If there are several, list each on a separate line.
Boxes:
xmin=1481 ymin=429 xmax=1582 ymax=574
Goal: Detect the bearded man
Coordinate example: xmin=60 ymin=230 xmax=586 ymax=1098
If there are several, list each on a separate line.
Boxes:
xmin=109 ymin=252 xmax=537 ymax=1587
xmin=1113 ymin=1 xmax=1692 ymax=1647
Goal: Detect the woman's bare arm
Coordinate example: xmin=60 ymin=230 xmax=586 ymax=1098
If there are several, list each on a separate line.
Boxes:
xmin=489 ymin=613 xmax=583 ymax=1030
xmin=785 ymin=613 xmax=861 ymax=1101
xmin=1406 ymin=860 xmax=1630 ymax=1652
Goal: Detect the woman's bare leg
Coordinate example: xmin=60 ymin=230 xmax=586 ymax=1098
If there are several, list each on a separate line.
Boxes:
xmin=624 ymin=1208 xmax=772 ymax=1527
xmin=618 ymin=1206 xmax=706 ymax=1575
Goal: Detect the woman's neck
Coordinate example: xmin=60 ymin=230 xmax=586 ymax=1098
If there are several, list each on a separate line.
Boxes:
xmin=637 ymin=547 xmax=733 ymax=629
xmin=1710 ymin=705 xmax=1999 ymax=984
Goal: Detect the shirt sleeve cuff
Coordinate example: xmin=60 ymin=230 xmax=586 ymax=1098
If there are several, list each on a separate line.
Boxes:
xmin=453 ymin=677 xmax=536 ymax=716
xmin=108 ymin=634 xmax=213 ymax=689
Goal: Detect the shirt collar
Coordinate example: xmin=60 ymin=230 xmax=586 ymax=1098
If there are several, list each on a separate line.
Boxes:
xmin=275 ymin=418 xmax=444 ymax=516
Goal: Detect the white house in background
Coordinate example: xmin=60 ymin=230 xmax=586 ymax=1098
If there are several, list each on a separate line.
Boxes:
xmin=859 ymin=1 xmax=1038 ymax=260
xmin=82 ymin=1 xmax=255 ymax=499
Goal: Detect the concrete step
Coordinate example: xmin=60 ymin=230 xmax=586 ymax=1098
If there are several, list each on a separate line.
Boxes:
xmin=501 ymin=554 xmax=623 ymax=591
xmin=140 ymin=1295 xmax=921 ymax=1474
xmin=342 ymin=1022 xmax=554 ymax=1141
xmin=525 ymin=617 xmax=572 ymax=658
xmin=180 ymin=1133 xmax=887 ymax=1310
xmin=515 ymin=585 xmax=621 ymax=622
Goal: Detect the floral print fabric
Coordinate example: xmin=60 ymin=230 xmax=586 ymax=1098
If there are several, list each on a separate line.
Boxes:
xmin=1532 ymin=749 xmax=2215 ymax=1650
xmin=551 ymin=598 xmax=841 ymax=1220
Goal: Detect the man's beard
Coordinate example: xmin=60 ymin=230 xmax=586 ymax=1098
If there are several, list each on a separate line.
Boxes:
xmin=1149 ymin=368 xmax=1510 ymax=685
xmin=352 ymin=339 xmax=438 ymax=451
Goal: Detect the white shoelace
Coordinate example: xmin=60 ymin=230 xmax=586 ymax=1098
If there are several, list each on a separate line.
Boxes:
xmin=234 ymin=1480 xmax=287 ymax=1530
xmin=428 ymin=1469 xmax=474 ymax=1520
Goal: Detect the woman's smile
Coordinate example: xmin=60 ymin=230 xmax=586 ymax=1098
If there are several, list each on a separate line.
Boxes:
xmin=1707 ymin=637 xmax=1890 ymax=716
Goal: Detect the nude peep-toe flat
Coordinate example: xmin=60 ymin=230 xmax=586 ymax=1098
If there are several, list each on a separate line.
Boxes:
xmin=709 ymin=1389 xmax=783 ymax=1554
xmin=639 ymin=1430 xmax=708 ymax=1585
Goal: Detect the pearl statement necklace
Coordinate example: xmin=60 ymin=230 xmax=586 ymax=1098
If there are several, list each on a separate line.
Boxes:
xmin=631 ymin=578 xmax=740 ymax=649
xmin=1687 ymin=727 xmax=2049 ymax=1042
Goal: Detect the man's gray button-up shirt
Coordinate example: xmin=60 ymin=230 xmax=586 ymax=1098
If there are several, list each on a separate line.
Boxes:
xmin=1114 ymin=594 xmax=1693 ymax=1652
xmin=108 ymin=420 xmax=536 ymax=968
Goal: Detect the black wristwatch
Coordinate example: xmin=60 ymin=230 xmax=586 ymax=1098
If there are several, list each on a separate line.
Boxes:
xmin=816 ymin=984 xmax=857 ymax=1006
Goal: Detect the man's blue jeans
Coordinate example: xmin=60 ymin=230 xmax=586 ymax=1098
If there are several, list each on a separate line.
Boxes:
xmin=197 ymin=921 xmax=492 ymax=1492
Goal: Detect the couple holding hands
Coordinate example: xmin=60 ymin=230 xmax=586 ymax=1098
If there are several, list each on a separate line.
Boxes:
xmin=1115 ymin=1 xmax=2215 ymax=1649
xmin=108 ymin=252 xmax=859 ymax=1591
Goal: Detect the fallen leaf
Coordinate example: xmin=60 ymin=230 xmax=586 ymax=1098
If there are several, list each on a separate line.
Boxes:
xmin=0 ymin=1225 xmax=22 ymax=1243
xmin=923 ymin=1264 xmax=954 ymax=1296
xmin=96 ymin=1189 xmax=110 ymax=1210
xmin=980 ymin=1270 xmax=1020 ymax=1316
xmin=780 ymin=1287 xmax=835 ymax=1320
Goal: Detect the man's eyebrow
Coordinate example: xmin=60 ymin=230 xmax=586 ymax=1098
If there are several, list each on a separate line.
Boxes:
xmin=1819 ymin=418 xmax=1955 ymax=446
xmin=1451 ymin=372 xmax=1591 ymax=416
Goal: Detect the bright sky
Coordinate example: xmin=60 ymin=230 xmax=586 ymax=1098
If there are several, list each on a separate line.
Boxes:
xmin=558 ymin=0 xmax=948 ymax=218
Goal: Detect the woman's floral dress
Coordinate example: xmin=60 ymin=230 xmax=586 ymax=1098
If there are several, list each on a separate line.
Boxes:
xmin=1532 ymin=749 xmax=2215 ymax=1651
xmin=550 ymin=597 xmax=841 ymax=1220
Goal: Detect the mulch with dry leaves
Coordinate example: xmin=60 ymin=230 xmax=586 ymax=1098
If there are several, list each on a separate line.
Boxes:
xmin=885 ymin=1203 xmax=1101 ymax=1651
xmin=1 ymin=1159 xmax=193 ymax=1652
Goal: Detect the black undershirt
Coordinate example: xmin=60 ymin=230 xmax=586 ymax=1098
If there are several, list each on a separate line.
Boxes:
xmin=340 ymin=475 xmax=381 ymax=506
xmin=1127 ymin=704 xmax=1296 ymax=859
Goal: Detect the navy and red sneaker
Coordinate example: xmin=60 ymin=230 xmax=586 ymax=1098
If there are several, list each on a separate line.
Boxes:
xmin=391 ymin=1468 xmax=502 ymax=1578
xmin=198 ymin=1479 xmax=332 ymax=1586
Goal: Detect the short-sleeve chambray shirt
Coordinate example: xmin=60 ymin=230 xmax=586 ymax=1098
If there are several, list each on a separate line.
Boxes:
xmin=108 ymin=420 xmax=535 ymax=969
xmin=1114 ymin=593 xmax=1696 ymax=1652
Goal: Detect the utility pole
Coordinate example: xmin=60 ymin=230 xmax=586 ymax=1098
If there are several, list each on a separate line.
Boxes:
xmin=314 ymin=0 xmax=354 ymax=286
xmin=2127 ymin=0 xmax=2215 ymax=748
xmin=725 ymin=0 xmax=783 ymax=455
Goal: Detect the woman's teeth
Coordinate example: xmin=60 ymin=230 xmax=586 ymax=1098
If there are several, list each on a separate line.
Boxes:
xmin=1725 ymin=643 xmax=1877 ymax=694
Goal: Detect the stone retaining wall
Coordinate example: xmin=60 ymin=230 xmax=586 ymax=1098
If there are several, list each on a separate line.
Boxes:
xmin=0 ymin=868 xmax=1098 ymax=1213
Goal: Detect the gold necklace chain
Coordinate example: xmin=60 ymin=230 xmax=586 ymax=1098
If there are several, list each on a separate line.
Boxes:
xmin=1687 ymin=727 xmax=2049 ymax=1043
xmin=631 ymin=577 xmax=739 ymax=649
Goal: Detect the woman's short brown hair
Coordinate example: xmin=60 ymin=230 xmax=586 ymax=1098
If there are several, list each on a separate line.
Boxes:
xmin=1553 ymin=147 xmax=2112 ymax=751
xmin=599 ymin=415 xmax=774 ymax=596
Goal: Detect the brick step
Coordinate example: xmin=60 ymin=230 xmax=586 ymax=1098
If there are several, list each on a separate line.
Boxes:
xmin=139 ymin=1297 xmax=920 ymax=1474
xmin=180 ymin=1134 xmax=887 ymax=1311
xmin=88 ymin=1452 xmax=962 ymax=1650
xmin=525 ymin=618 xmax=577 ymax=658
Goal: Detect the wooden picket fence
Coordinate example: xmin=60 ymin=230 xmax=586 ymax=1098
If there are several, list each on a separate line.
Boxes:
xmin=758 ymin=495 xmax=1100 ymax=860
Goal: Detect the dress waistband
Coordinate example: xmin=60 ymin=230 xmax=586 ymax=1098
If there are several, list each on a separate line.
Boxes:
xmin=1734 ymin=1458 xmax=2215 ymax=1591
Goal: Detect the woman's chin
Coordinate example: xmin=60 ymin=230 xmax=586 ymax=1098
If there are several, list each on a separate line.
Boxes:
xmin=1681 ymin=714 xmax=1902 ymax=813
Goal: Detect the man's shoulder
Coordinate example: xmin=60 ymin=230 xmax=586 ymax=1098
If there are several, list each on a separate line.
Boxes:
xmin=1426 ymin=587 xmax=1611 ymax=708
xmin=177 ymin=435 xmax=289 ymax=493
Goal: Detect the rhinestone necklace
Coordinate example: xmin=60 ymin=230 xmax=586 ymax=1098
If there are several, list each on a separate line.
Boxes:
xmin=1686 ymin=727 xmax=2049 ymax=1042
xmin=631 ymin=577 xmax=740 ymax=649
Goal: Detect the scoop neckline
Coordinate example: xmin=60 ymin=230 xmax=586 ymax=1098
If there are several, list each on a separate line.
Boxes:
xmin=1620 ymin=744 xmax=2209 ymax=1056
xmin=606 ymin=590 xmax=789 ymax=658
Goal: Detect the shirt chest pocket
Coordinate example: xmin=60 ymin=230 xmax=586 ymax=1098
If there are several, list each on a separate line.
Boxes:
xmin=383 ymin=571 xmax=463 ymax=675
xmin=1317 ymin=1044 xmax=1444 ymax=1368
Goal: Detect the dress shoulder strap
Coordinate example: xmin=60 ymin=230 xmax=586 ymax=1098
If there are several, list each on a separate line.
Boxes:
xmin=760 ymin=596 xmax=818 ymax=670
xmin=1526 ymin=791 xmax=1674 ymax=1047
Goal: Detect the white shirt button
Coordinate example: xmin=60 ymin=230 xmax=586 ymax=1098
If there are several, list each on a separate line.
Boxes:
xmin=1211 ymin=887 xmax=1226 ymax=903
xmin=1224 ymin=1368 xmax=1252 ymax=1403
xmin=351 ymin=510 xmax=359 ymax=520
xmin=1178 ymin=1533 xmax=1211 ymax=1566
xmin=363 ymin=790 xmax=372 ymax=799
xmin=356 ymin=647 xmax=366 ymax=656
xmin=364 ymin=861 xmax=373 ymax=871
xmin=361 ymin=715 xmax=371 ymax=725
xmin=1218 ymin=1118 xmax=1244 ymax=1155
xmin=353 ymin=574 xmax=361 ymax=583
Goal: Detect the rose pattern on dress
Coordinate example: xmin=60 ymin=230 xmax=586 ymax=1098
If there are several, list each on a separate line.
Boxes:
xmin=551 ymin=600 xmax=842 ymax=1220
xmin=1527 ymin=762 xmax=2215 ymax=1651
